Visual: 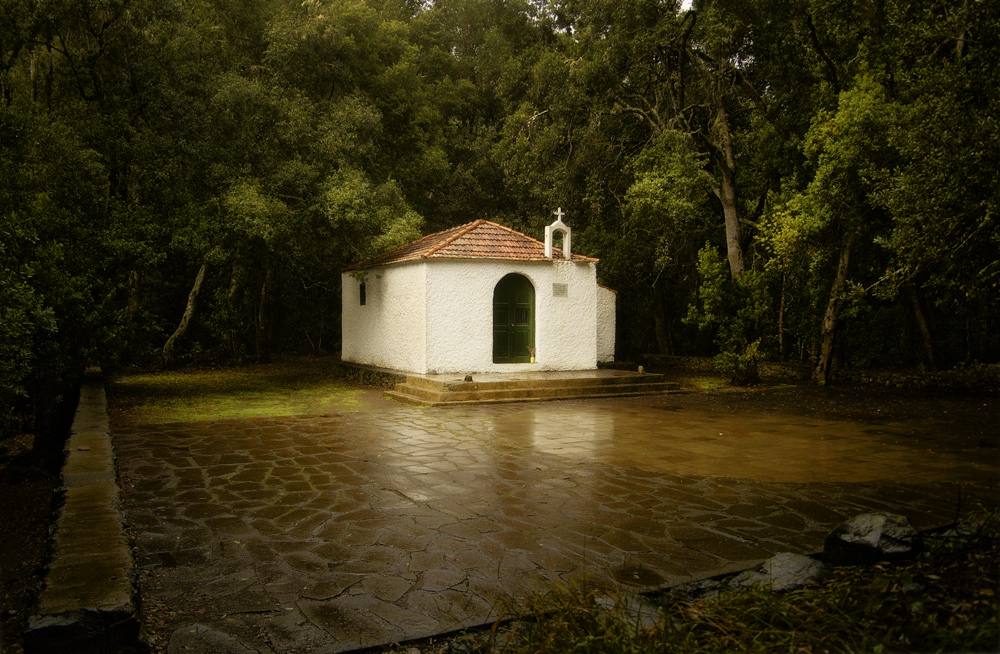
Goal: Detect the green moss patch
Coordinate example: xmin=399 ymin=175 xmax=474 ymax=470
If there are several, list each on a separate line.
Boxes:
xmin=109 ymin=357 xmax=384 ymax=426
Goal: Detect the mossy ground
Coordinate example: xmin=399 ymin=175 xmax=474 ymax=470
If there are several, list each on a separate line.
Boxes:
xmin=108 ymin=356 xmax=396 ymax=427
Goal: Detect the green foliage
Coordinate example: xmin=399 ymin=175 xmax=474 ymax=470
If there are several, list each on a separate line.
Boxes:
xmin=936 ymin=362 xmax=1000 ymax=395
xmin=871 ymin=1 xmax=1000 ymax=308
xmin=320 ymin=169 xmax=423 ymax=263
xmin=713 ymin=340 xmax=764 ymax=388
xmin=0 ymin=220 xmax=57 ymax=429
xmin=625 ymin=131 xmax=715 ymax=270
xmin=685 ymin=245 xmax=731 ymax=332
xmin=686 ymin=244 xmax=771 ymax=385
xmin=799 ymin=75 xmax=895 ymax=234
xmin=1 ymin=0 xmax=999 ymax=434
xmin=0 ymin=89 xmax=113 ymax=434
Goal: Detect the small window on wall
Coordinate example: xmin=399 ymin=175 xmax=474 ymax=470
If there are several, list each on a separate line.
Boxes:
xmin=360 ymin=282 xmax=367 ymax=305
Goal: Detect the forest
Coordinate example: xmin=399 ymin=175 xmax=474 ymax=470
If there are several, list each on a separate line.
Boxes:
xmin=1 ymin=0 xmax=998 ymax=433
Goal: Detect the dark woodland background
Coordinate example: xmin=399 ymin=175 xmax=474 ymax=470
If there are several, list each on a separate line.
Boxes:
xmin=2 ymin=0 xmax=998 ymax=433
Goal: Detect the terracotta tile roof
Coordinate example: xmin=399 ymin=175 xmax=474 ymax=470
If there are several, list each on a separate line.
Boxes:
xmin=344 ymin=220 xmax=597 ymax=271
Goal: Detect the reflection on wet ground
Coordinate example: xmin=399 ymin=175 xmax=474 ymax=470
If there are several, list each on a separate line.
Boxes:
xmin=114 ymin=389 xmax=999 ymax=653
xmin=488 ymin=394 xmax=997 ymax=483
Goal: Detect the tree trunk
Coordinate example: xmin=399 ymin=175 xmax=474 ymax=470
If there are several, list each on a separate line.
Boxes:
xmin=255 ymin=264 xmax=273 ymax=364
xmin=909 ymin=285 xmax=936 ymax=370
xmin=228 ymin=263 xmax=243 ymax=314
xmin=778 ymin=272 xmax=786 ymax=360
xmin=163 ymin=262 xmax=208 ymax=366
xmin=29 ymin=47 xmax=37 ymax=104
xmin=812 ymin=232 xmax=856 ymax=384
xmin=652 ymin=276 xmax=673 ymax=355
xmin=125 ymin=269 xmax=142 ymax=363
xmin=227 ymin=261 xmax=245 ymax=359
xmin=126 ymin=270 xmax=141 ymax=323
xmin=713 ymin=100 xmax=745 ymax=278
xmin=965 ymin=314 xmax=972 ymax=363
xmin=717 ymin=162 xmax=745 ymax=278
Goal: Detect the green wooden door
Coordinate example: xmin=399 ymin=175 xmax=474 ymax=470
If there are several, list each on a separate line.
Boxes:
xmin=493 ymin=274 xmax=535 ymax=363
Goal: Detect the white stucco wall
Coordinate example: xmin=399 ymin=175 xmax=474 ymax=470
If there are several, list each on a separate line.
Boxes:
xmin=342 ymin=258 xmax=608 ymax=374
xmin=530 ymin=260 xmax=598 ymax=373
xmin=597 ymin=285 xmax=616 ymax=362
xmin=423 ymin=259 xmax=598 ymax=374
xmin=341 ymin=263 xmax=427 ymax=373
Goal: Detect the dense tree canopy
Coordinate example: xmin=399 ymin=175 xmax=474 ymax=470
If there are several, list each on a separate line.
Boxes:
xmin=2 ymin=0 xmax=998 ymax=431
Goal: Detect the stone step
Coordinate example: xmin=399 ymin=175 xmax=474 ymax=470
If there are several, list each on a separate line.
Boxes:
xmin=385 ymin=380 xmax=682 ymax=406
xmin=396 ymin=376 xmax=676 ymax=398
xmin=404 ymin=371 xmax=666 ymax=393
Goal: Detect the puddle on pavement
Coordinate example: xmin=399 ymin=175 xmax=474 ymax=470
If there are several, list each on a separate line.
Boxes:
xmin=610 ymin=564 xmax=666 ymax=587
xmin=486 ymin=392 xmax=998 ymax=485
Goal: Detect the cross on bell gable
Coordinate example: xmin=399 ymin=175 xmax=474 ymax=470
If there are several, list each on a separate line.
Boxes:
xmin=544 ymin=207 xmax=572 ymax=260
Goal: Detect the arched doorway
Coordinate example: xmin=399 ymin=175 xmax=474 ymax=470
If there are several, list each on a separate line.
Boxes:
xmin=493 ymin=274 xmax=535 ymax=363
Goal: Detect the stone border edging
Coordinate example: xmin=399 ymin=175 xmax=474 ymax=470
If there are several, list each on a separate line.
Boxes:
xmin=24 ymin=369 xmax=139 ymax=653
xmin=335 ymin=358 xmax=408 ymax=389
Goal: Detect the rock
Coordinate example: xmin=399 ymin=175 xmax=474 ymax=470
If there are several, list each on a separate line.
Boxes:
xmin=448 ymin=622 xmax=530 ymax=654
xmin=168 ymin=623 xmax=274 ymax=654
xmin=667 ymin=577 xmax=727 ymax=601
xmin=594 ymin=592 xmax=660 ymax=631
xmin=447 ymin=630 xmax=493 ymax=654
xmin=937 ymin=517 xmax=990 ymax=540
xmin=662 ymin=554 xmax=824 ymax=602
xmin=491 ymin=626 xmax=525 ymax=652
xmin=728 ymin=552 xmax=825 ymax=591
xmin=824 ymin=513 xmax=923 ymax=566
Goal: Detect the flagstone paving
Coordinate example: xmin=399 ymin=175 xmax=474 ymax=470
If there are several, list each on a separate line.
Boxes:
xmin=113 ymin=391 xmax=999 ymax=654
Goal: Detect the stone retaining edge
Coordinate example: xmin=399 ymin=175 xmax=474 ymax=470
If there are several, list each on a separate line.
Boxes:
xmin=24 ymin=369 xmax=139 ymax=654
xmin=335 ymin=359 xmax=408 ymax=389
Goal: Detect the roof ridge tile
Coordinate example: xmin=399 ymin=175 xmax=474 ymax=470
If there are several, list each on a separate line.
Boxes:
xmin=344 ymin=219 xmax=597 ymax=272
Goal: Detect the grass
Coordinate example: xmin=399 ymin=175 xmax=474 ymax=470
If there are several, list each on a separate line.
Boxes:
xmin=419 ymin=512 xmax=999 ymax=654
xmin=678 ymin=375 xmax=732 ymax=392
xmin=108 ymin=356 xmax=383 ymax=426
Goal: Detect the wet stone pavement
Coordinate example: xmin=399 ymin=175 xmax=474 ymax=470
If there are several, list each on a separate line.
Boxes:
xmin=113 ymin=392 xmax=999 ymax=653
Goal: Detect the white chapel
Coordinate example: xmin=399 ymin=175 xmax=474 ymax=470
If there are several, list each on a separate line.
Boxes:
xmin=341 ymin=211 xmax=615 ymax=375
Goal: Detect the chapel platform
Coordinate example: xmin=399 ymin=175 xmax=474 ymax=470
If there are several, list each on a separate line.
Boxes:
xmin=383 ymin=368 xmax=682 ymax=405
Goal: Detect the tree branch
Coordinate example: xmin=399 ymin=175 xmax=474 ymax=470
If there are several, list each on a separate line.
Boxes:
xmin=804 ymin=12 xmax=840 ymax=95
